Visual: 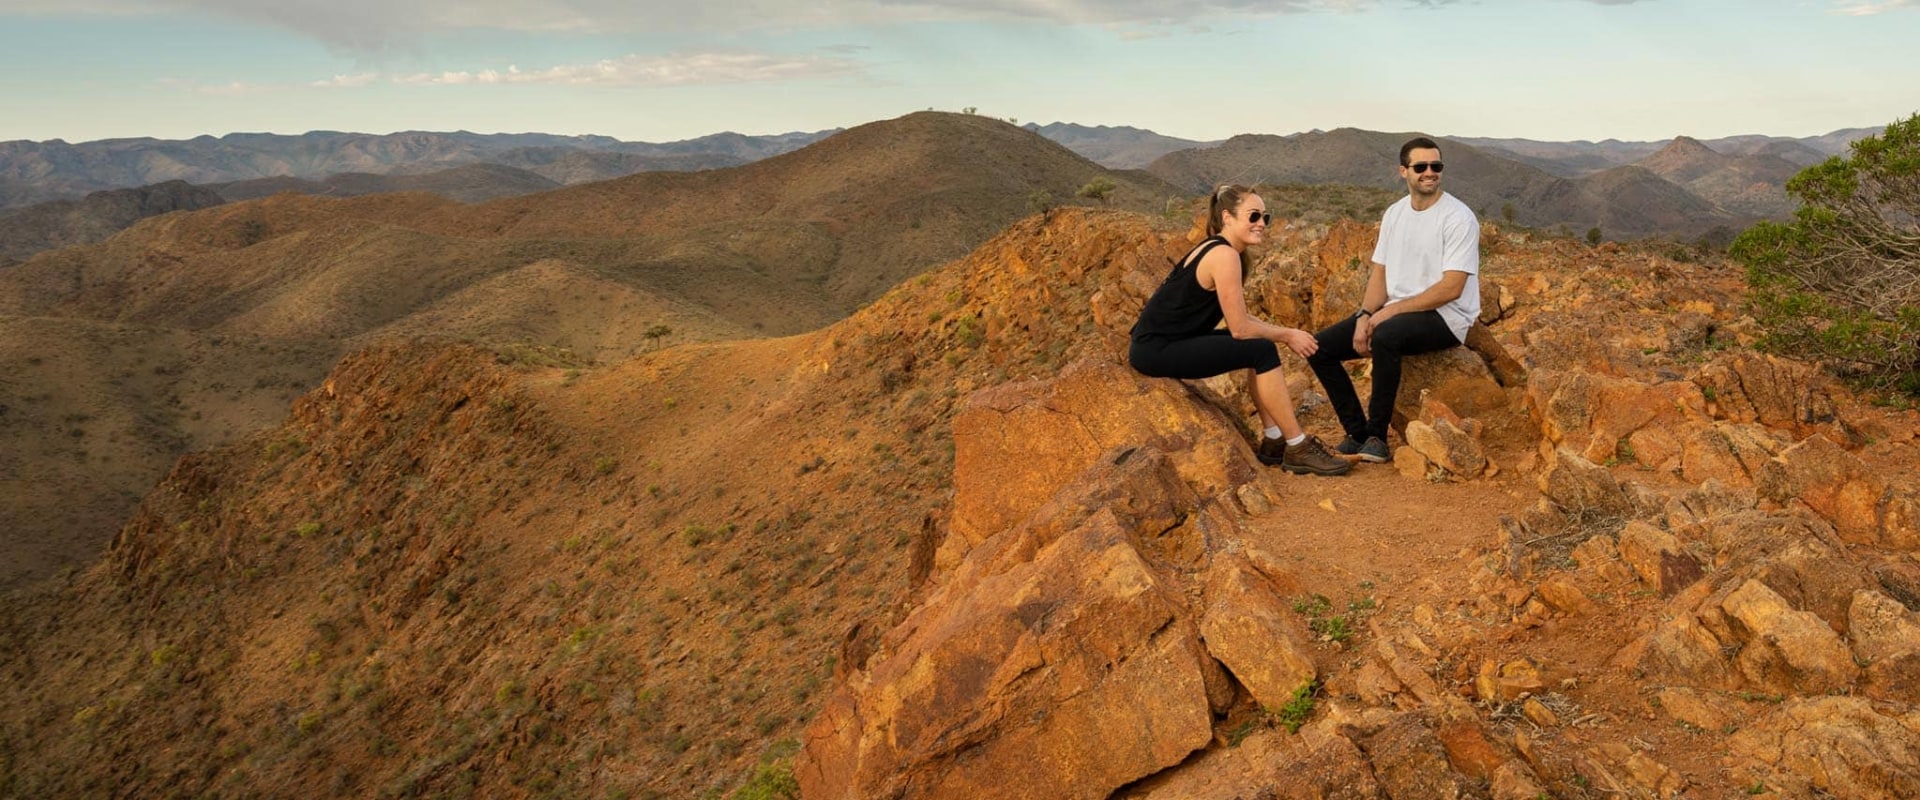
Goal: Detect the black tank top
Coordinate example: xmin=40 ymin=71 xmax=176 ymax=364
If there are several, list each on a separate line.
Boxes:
xmin=1131 ymin=236 xmax=1234 ymax=342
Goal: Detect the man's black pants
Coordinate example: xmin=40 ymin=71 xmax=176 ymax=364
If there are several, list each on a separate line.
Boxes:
xmin=1306 ymin=311 xmax=1460 ymax=443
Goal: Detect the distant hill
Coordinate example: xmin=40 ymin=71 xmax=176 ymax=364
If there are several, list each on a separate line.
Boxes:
xmin=1450 ymin=126 xmax=1874 ymax=178
xmin=0 ymin=128 xmax=837 ymax=210
xmin=1633 ymin=136 xmax=1800 ymax=218
xmin=1026 ymin=122 xmax=1221 ymax=169
xmin=0 ymin=180 xmax=226 ymax=261
xmin=0 ymin=165 xmax=562 ymax=262
xmin=1145 ymin=128 xmax=1741 ymax=239
xmin=478 ymin=147 xmax=749 ymax=184
xmin=211 ymin=162 xmax=561 ymax=204
xmin=0 ymin=111 xmax=1179 ymax=587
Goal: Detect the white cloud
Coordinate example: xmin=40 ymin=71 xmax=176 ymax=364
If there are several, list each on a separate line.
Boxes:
xmin=388 ymin=52 xmax=864 ymax=87
xmin=1832 ymin=0 xmax=1917 ymax=14
xmin=312 ymin=72 xmax=380 ymax=88
xmin=0 ymin=0 xmax=1433 ymax=53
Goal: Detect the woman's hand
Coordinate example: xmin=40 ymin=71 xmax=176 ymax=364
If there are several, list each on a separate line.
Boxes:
xmin=1280 ymin=327 xmax=1318 ymax=358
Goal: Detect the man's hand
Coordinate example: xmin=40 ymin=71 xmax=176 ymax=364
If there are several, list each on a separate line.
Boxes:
xmin=1353 ymin=315 xmax=1374 ymax=356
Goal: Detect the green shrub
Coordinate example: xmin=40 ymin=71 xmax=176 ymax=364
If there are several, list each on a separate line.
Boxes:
xmin=1076 ymin=177 xmax=1117 ymax=205
xmin=1730 ymin=114 xmax=1920 ymax=396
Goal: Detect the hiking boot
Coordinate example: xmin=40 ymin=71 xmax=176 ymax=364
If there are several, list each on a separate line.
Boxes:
xmin=1333 ymin=436 xmax=1365 ymax=456
xmin=1255 ymin=435 xmax=1288 ymax=466
xmin=1281 ymin=435 xmax=1352 ymax=476
xmin=1356 ymin=436 xmax=1391 ymax=463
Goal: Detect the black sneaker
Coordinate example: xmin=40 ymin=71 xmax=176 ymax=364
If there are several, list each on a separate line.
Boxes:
xmin=1334 ymin=436 xmax=1365 ymax=456
xmin=1281 ymin=435 xmax=1353 ymax=476
xmin=1357 ymin=436 xmax=1391 ymax=463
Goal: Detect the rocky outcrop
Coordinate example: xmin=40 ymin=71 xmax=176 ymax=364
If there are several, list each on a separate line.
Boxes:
xmin=1757 ymin=435 xmax=1920 ymax=550
xmin=945 ymin=360 xmax=1258 ymax=573
xmin=801 ymin=361 xmax=1300 ymax=800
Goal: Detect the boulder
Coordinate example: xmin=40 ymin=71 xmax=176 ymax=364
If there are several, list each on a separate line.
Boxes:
xmin=1404 ymin=418 xmax=1489 ymax=481
xmin=1721 ymin=578 xmax=1860 ymax=695
xmin=1535 ymin=576 xmax=1599 ymax=616
xmin=947 ymin=359 xmax=1257 ymax=570
xmin=1474 ymin=658 xmax=1550 ymax=703
xmin=1526 ymin=369 xmax=1710 ymax=465
xmin=1537 ymin=448 xmax=1644 ymax=521
xmin=1654 ymin=687 xmax=1742 ymax=732
xmin=1360 ymin=714 xmax=1474 ymax=800
xmin=1692 ymin=351 xmax=1840 ymax=437
xmin=1678 ymin=422 xmax=1786 ymax=487
xmin=1464 ymin=322 xmax=1528 ymax=388
xmin=1727 ymin=697 xmax=1920 ymax=799
xmin=1122 ymin=721 xmax=1380 ymax=800
xmin=1198 ymin=554 xmax=1319 ymax=711
xmin=1306 ymin=220 xmax=1376 ymax=331
xmin=1627 ymin=613 xmax=1741 ymax=691
xmin=1570 ymin=535 xmax=1637 ymax=585
xmin=1757 ymin=434 xmax=1920 ymax=550
xmin=1390 ymin=348 xmax=1507 ymax=440
xmin=1586 ymin=743 xmax=1687 ymax=799
xmin=1850 ymin=589 xmax=1920 ymax=702
xmin=797 ymin=508 xmax=1214 ymax=800
xmin=1616 ymin=521 xmax=1705 ymax=597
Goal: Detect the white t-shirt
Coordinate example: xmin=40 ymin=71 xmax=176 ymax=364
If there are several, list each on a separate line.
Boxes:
xmin=1371 ymin=191 xmax=1481 ymax=344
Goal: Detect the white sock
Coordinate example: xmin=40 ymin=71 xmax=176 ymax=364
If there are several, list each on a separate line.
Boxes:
xmin=1286 ymin=433 xmax=1307 ymax=447
xmin=1263 ymin=425 xmax=1283 ymax=440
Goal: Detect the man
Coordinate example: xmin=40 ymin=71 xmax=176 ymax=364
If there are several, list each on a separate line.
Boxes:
xmin=1306 ymin=136 xmax=1480 ymax=463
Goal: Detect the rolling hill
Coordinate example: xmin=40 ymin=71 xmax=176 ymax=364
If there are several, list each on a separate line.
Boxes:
xmin=210 ymin=163 xmax=561 ymax=204
xmin=0 ymin=111 xmax=1180 ymax=590
xmin=0 ymin=180 xmax=226 ymax=261
xmin=1632 ymin=136 xmax=1801 ymax=218
xmin=1146 ymin=128 xmax=1742 ymax=238
xmin=0 ymin=128 xmax=838 ymax=210
xmin=1024 ymin=122 xmax=1221 ymax=169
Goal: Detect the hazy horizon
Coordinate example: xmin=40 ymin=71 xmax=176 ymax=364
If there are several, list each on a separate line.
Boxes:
xmin=1 ymin=1 xmax=1915 ymax=146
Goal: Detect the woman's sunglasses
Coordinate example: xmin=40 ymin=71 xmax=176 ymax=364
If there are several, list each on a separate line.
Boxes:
xmin=1407 ymin=161 xmax=1445 ymax=174
xmin=1245 ymin=210 xmax=1272 ymax=225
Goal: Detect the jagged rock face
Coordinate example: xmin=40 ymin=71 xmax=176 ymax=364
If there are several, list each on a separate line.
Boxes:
xmin=1758 ymin=434 xmax=1920 ymax=549
xmin=799 ymin=397 xmax=1235 ymax=799
xmin=945 ymin=360 xmax=1257 ymax=572
xmin=1728 ymin=697 xmax=1920 ymax=799
xmin=798 ymin=506 xmax=1215 ymax=800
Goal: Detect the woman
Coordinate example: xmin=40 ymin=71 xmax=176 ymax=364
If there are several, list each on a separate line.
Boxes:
xmin=1129 ymin=184 xmax=1351 ymax=476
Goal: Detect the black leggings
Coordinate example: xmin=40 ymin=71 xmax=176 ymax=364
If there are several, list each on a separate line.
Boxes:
xmin=1306 ymin=311 xmax=1460 ymax=442
xmin=1130 ymin=329 xmax=1282 ymax=380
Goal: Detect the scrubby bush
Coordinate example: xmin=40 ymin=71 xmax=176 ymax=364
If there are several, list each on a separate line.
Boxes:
xmin=1730 ymin=114 xmax=1920 ymax=395
xmin=1076 ymin=177 xmax=1116 ymax=205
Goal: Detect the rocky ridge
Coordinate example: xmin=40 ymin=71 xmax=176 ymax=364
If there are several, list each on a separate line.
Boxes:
xmin=4 ymin=208 xmax=1919 ymax=798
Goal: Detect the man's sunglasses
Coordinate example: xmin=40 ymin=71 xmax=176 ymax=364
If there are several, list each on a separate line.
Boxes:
xmin=1245 ymin=210 xmax=1272 ymax=225
xmin=1407 ymin=161 xmax=1445 ymax=174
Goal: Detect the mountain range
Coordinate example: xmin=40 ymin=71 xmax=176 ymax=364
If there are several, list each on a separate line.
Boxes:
xmin=0 ymin=120 xmax=1877 ymax=263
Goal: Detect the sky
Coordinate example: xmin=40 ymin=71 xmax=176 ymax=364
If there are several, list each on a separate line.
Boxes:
xmin=0 ymin=0 xmax=1915 ymax=146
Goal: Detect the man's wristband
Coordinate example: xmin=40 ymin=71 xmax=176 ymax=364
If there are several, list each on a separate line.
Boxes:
xmin=1357 ymin=308 xmax=1374 ymax=318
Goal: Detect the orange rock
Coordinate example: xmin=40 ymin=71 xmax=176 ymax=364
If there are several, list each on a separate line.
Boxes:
xmin=798 ymin=511 xmax=1214 ymax=800
xmin=1721 ymin=578 xmax=1861 ymax=695
xmin=1435 ymin=716 xmax=1507 ymax=781
xmin=1617 ymin=521 xmax=1705 ymax=597
xmin=1758 ymin=434 xmax=1918 ymax=549
xmin=947 ymin=359 xmax=1256 ymax=570
xmin=1198 ymin=555 xmax=1318 ymax=712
